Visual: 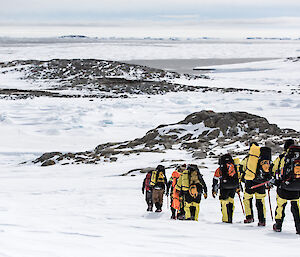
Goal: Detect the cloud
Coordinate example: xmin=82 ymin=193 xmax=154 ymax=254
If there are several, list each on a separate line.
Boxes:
xmin=0 ymin=0 xmax=300 ymax=23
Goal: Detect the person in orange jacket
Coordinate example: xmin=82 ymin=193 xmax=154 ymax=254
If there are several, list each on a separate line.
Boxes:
xmin=167 ymin=164 xmax=186 ymax=219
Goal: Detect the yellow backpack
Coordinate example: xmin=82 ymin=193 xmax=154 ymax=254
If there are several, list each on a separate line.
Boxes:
xmin=244 ymin=144 xmax=260 ymax=180
xmin=190 ymin=170 xmax=200 ymax=185
xmin=157 ymin=171 xmax=165 ymax=183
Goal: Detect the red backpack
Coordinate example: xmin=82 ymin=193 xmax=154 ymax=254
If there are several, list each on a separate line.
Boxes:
xmin=145 ymin=172 xmax=152 ymax=191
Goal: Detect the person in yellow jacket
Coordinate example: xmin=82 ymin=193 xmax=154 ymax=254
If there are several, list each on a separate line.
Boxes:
xmin=241 ymin=144 xmax=272 ymax=226
xmin=212 ymin=154 xmax=240 ymax=223
xmin=175 ymin=164 xmax=207 ymax=221
xmin=167 ymin=164 xmax=185 ymax=219
xmin=272 ymin=139 xmax=294 ymax=175
xmin=150 ymin=165 xmax=168 ymax=212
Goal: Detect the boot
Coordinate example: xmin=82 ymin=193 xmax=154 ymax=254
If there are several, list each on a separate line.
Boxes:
xmin=170 ymin=208 xmax=176 ymax=219
xmin=258 ymin=221 xmax=266 ymax=226
xmin=273 ymin=220 xmax=282 ymax=232
xmin=177 ymin=212 xmax=185 ymax=220
xmin=155 ymin=203 xmax=162 ymax=212
xmin=147 ymin=204 xmax=153 ymax=212
xmin=244 ymin=215 xmax=254 ymax=223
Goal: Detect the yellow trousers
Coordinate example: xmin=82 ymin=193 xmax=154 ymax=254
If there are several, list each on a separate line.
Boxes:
xmin=220 ymin=197 xmax=235 ymax=223
xmin=243 ymin=192 xmax=266 ymax=220
xmin=275 ymin=195 xmax=300 ymax=220
xmin=184 ymin=202 xmax=200 ymax=221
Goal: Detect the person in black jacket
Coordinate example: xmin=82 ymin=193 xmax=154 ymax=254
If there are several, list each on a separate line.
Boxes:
xmin=273 ymin=145 xmax=300 ymax=234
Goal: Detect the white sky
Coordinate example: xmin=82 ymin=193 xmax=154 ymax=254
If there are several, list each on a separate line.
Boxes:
xmin=1 ymin=0 xmax=299 ymax=38
xmin=1 ymin=0 xmax=300 ymax=22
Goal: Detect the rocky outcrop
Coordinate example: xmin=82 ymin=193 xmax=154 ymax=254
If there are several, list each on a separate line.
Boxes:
xmin=33 ymin=110 xmax=300 ymax=166
xmin=0 ymin=59 xmax=267 ymax=100
xmin=0 ymin=59 xmax=210 ymax=98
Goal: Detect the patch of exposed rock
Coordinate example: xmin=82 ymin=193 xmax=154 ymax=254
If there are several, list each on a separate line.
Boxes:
xmin=0 ymin=59 xmax=264 ymax=99
xmin=33 ymin=110 xmax=300 ymax=166
xmin=0 ymin=59 xmax=210 ymax=98
xmin=285 ymin=56 xmax=300 ymax=62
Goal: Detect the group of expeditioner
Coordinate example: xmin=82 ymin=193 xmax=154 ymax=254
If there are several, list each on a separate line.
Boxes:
xmin=142 ymin=139 xmax=300 ymax=234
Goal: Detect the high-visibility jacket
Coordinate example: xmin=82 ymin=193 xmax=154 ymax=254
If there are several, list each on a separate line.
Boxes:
xmin=169 ymin=170 xmax=182 ymax=210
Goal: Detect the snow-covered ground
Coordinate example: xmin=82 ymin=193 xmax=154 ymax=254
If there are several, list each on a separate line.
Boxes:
xmin=0 ymin=39 xmax=299 ymax=256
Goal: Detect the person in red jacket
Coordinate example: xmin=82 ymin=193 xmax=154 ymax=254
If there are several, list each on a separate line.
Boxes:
xmin=142 ymin=171 xmax=153 ymax=211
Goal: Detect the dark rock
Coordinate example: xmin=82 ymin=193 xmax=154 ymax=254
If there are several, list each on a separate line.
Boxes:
xmin=41 ymin=160 xmax=56 ymax=166
xmin=192 ymin=151 xmax=207 ymax=159
xmin=33 ymin=152 xmax=62 ymax=163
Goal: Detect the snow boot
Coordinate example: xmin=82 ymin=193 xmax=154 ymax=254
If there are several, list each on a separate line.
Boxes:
xmin=170 ymin=208 xmax=176 ymax=219
xmin=273 ymin=224 xmax=282 ymax=232
xmin=258 ymin=221 xmax=266 ymax=227
xmin=155 ymin=203 xmax=162 ymax=212
xmin=177 ymin=213 xmax=185 ymax=220
xmin=244 ymin=216 xmax=254 ymax=223
xmin=273 ymin=220 xmax=282 ymax=232
xmin=147 ymin=205 xmax=153 ymax=212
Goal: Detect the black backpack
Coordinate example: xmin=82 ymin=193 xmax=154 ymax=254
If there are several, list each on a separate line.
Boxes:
xmin=219 ymin=154 xmax=239 ymax=189
xmin=280 ymin=145 xmax=300 ymax=191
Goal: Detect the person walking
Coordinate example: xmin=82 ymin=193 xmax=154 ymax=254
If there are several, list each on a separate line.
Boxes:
xmin=242 ymin=144 xmax=272 ymax=226
xmin=142 ymin=170 xmax=153 ymax=211
xmin=167 ymin=164 xmax=185 ymax=219
xmin=150 ymin=165 xmax=168 ymax=212
xmin=273 ymin=144 xmax=300 ymax=234
xmin=176 ymin=164 xmax=207 ymax=221
xmin=212 ymin=154 xmax=240 ymax=223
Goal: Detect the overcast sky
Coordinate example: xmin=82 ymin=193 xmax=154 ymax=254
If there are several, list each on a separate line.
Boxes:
xmin=1 ymin=0 xmax=300 ymax=38
xmin=1 ymin=0 xmax=300 ymax=23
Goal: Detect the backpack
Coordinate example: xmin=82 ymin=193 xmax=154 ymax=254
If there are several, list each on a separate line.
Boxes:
xmin=190 ymin=169 xmax=200 ymax=185
xmin=145 ymin=172 xmax=152 ymax=191
xmin=156 ymin=170 xmax=166 ymax=184
xmin=244 ymin=146 xmax=272 ymax=181
xmin=280 ymin=145 xmax=300 ymax=191
xmin=188 ymin=166 xmax=202 ymax=198
xmin=219 ymin=154 xmax=239 ymax=189
xmin=244 ymin=144 xmax=260 ymax=181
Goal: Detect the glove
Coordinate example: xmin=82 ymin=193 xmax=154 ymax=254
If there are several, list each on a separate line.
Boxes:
xmin=266 ymin=178 xmax=275 ymax=189
xmin=142 ymin=189 xmax=144 ymax=195
xmin=212 ymin=191 xmax=217 ymax=198
xmin=269 ymin=178 xmax=275 ymax=186
xmin=204 ymin=193 xmax=208 ymax=199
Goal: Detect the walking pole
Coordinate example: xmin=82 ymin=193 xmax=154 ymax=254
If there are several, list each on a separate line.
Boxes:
xmin=237 ymin=191 xmax=245 ymax=216
xmin=268 ymin=188 xmax=274 ymax=221
xmin=167 ymin=195 xmax=169 ymax=209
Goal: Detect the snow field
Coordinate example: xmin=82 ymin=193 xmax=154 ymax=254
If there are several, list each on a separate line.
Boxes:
xmin=0 ymin=40 xmax=299 ymax=256
xmin=0 ymin=157 xmax=299 ymax=257
xmin=0 ymin=40 xmax=300 ymax=62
